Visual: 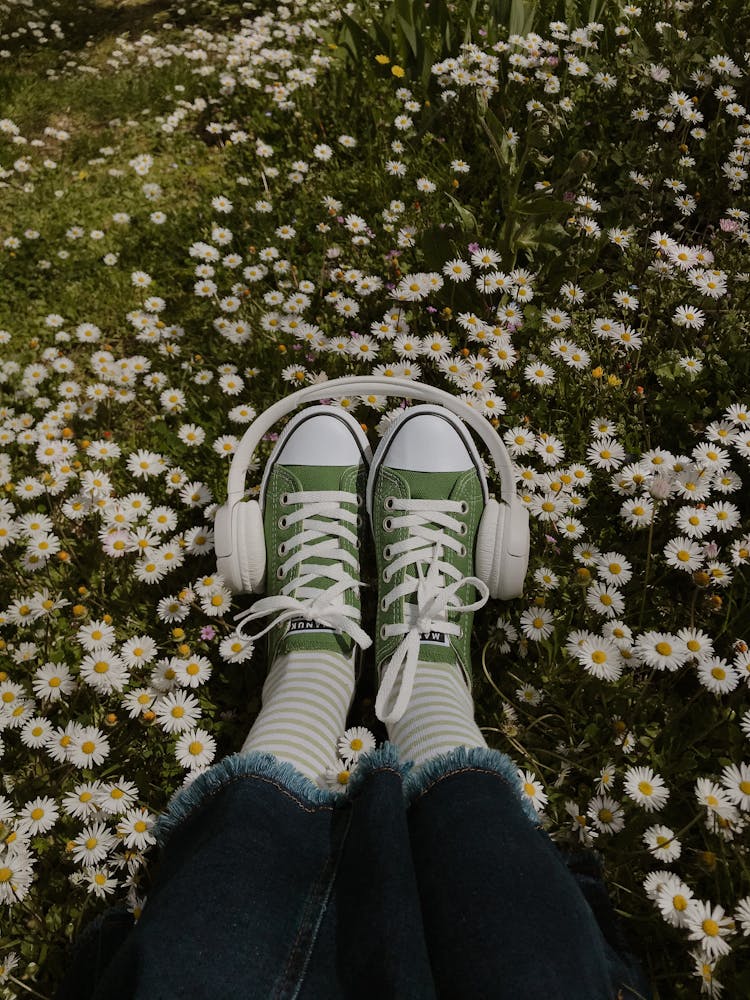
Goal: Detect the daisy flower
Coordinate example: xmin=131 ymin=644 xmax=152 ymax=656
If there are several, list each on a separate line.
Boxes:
xmin=643 ymin=824 xmax=682 ymax=862
xmin=684 ymin=900 xmax=734 ymax=960
xmin=633 ymin=632 xmax=689 ymax=672
xmin=676 ymin=627 xmax=714 ymax=663
xmin=154 ymin=690 xmax=202 ymax=733
xmin=175 ymin=727 xmax=217 ymax=770
xmin=84 ymin=866 xmax=118 ymax=899
xmin=697 ymin=658 xmax=740 ymax=694
xmin=585 ymin=582 xmax=625 ymax=618
xmin=619 ymin=496 xmax=654 ymax=528
xmin=734 ymin=896 xmax=750 ymax=936
xmin=71 ymin=821 xmax=118 ymax=865
xmin=663 ymin=535 xmax=704 ymax=571
xmin=575 ymin=636 xmax=624 ymax=682
xmin=117 ymin=808 xmax=157 ymax=851
xmin=596 ymin=552 xmax=633 ymax=587
xmin=587 ymin=437 xmax=626 ymax=470
xmin=17 ymin=796 xmax=59 ymax=835
xmin=657 ymin=878 xmax=695 ymax=928
xmin=719 ymin=761 xmax=750 ymax=810
xmin=173 ymin=655 xmax=213 ymax=688
xmin=337 ymin=727 xmax=376 ymax=763
xmin=524 ymin=362 xmax=555 ymax=387
xmin=623 ymin=765 xmax=670 ymax=811
xmin=519 ymin=606 xmax=555 ymax=640
xmin=69 ymin=726 xmax=111 ymax=769
xmin=587 ymin=794 xmax=625 ymax=833
xmin=323 ymin=759 xmax=354 ymax=792
xmin=518 ymin=770 xmax=548 ymax=812
xmin=695 ymin=777 xmax=739 ymax=820
xmin=62 ymin=781 xmax=104 ymax=820
xmin=32 ymin=661 xmax=75 ymax=701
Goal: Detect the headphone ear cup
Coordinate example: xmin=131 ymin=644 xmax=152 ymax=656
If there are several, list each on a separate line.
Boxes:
xmin=214 ymin=500 xmax=266 ymax=594
xmin=475 ymin=498 xmax=529 ymax=600
xmin=235 ymin=500 xmax=266 ymax=594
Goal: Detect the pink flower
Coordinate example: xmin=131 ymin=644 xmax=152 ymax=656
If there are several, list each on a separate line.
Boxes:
xmin=720 ymin=218 xmax=738 ymax=232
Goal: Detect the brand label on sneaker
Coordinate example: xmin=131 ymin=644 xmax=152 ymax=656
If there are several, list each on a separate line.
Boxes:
xmin=419 ymin=630 xmax=450 ymax=645
xmin=286 ymin=618 xmax=336 ymax=635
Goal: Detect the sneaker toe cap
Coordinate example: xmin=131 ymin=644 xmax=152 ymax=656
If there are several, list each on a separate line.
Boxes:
xmin=384 ymin=412 xmax=475 ymax=472
xmin=276 ymin=412 xmax=365 ymax=466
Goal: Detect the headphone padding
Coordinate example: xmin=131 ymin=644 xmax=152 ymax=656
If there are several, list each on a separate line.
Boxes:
xmin=235 ymin=500 xmax=266 ymax=594
xmin=475 ymin=498 xmax=529 ymax=600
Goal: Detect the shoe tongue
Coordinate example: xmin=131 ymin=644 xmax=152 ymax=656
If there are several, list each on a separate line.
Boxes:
xmin=278 ymin=464 xmax=359 ymax=631
xmin=283 ymin=464 xmax=355 ymax=493
xmin=392 ymin=469 xmax=466 ymax=501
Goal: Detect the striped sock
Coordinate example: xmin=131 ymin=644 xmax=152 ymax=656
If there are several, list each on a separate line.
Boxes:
xmin=385 ymin=659 xmax=487 ymax=767
xmin=240 ymin=649 xmax=355 ymax=783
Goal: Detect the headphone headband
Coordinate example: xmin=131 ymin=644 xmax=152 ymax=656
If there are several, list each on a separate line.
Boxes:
xmin=226 ymin=377 xmax=518 ymax=503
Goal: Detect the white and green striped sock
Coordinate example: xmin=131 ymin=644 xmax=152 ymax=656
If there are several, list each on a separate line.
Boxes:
xmin=385 ymin=659 xmax=487 ymax=768
xmin=241 ymin=649 xmax=355 ymax=783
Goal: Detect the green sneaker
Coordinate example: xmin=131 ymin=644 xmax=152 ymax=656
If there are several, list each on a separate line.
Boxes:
xmin=235 ymin=405 xmax=372 ymax=664
xmin=366 ymin=404 xmax=491 ymax=725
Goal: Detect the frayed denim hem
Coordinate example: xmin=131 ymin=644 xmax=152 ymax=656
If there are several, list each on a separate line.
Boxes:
xmin=153 ymin=750 xmax=344 ymax=848
xmin=153 ymin=742 xmax=536 ymax=848
xmin=400 ymin=744 xmax=540 ymax=826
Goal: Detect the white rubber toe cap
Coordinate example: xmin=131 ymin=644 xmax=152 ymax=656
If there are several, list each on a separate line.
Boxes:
xmin=383 ymin=408 xmax=475 ymax=472
xmin=276 ymin=410 xmax=365 ymax=466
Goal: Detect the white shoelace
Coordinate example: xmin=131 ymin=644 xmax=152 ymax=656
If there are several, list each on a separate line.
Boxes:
xmin=233 ymin=488 xmax=372 ymax=652
xmin=375 ymin=497 xmax=489 ymax=725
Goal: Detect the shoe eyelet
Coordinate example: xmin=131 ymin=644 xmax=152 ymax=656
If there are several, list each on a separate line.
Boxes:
xmin=353 ymin=538 xmax=360 ymax=549
xmin=458 ymin=522 xmax=468 ymax=536
xmin=459 ymin=544 xmax=467 ymax=557
xmin=380 ymin=625 xmax=388 ymax=639
xmin=278 ymin=516 xmax=287 ymax=529
xmin=356 ymin=514 xmax=363 ymax=527
xmin=385 ymin=496 xmax=395 ymax=510
xmin=280 ymin=493 xmax=289 ymax=505
xmin=382 ymin=569 xmax=391 ymax=583
xmin=356 ymin=493 xmax=363 ymax=506
xmin=276 ymin=566 xmax=286 ymax=580
xmin=278 ymin=543 xmax=286 ymax=556
xmin=459 ymin=501 xmax=469 ymax=514
xmin=383 ymin=545 xmax=392 ymax=560
xmin=383 ymin=517 xmax=392 ymax=531
xmin=380 ymin=597 xmax=388 ymax=611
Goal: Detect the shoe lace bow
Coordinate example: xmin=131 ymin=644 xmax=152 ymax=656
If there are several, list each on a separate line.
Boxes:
xmin=233 ymin=489 xmax=372 ymax=652
xmin=375 ymin=497 xmax=489 ymax=724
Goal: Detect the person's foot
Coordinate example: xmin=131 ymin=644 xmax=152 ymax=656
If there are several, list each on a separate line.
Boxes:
xmin=367 ymin=405 xmax=490 ymax=725
xmin=235 ymin=405 xmax=372 ymax=662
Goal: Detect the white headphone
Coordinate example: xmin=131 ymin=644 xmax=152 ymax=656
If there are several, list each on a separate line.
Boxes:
xmin=214 ymin=377 xmax=530 ymax=601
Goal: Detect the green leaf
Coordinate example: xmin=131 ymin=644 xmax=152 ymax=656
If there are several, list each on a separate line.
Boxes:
xmin=445 ymin=193 xmax=479 ymax=234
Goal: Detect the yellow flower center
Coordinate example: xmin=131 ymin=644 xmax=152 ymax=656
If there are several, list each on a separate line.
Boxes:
xmin=31 ymin=807 xmax=44 ymax=821
xmin=599 ymin=808 xmax=613 ymax=823
xmin=673 ymin=894 xmax=688 ymax=911
xmin=592 ymin=650 xmax=607 ymax=664
xmin=711 ymin=667 xmax=726 ymax=680
xmin=94 ymin=661 xmax=109 ymax=673
xmin=0 ymin=868 xmax=12 ymax=882
xmin=702 ymin=919 xmax=719 ymax=937
xmin=677 ymin=550 xmax=690 ymax=562
xmin=350 ymin=738 xmax=363 ymax=751
xmin=189 ymin=741 xmax=204 ymax=756
xmin=86 ymin=837 xmax=98 ymax=850
xmin=81 ymin=741 xmax=95 ymax=755
xmin=172 ymin=706 xmax=185 ymax=718
xmin=655 ymin=642 xmax=672 ymax=656
xmin=638 ymin=781 xmax=653 ymax=796
xmin=134 ymin=820 xmax=148 ymax=833
xmin=739 ymin=780 xmax=750 ymax=794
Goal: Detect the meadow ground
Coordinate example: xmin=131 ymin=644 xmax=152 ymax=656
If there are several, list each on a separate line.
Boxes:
xmin=0 ymin=0 xmax=749 ymax=995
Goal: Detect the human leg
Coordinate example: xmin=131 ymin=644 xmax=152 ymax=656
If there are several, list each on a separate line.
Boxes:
xmin=367 ymin=405 xmax=650 ymax=999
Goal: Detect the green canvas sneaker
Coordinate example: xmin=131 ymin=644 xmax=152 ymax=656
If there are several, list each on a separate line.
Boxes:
xmin=235 ymin=405 xmax=372 ymax=664
xmin=366 ymin=404 xmax=491 ymax=725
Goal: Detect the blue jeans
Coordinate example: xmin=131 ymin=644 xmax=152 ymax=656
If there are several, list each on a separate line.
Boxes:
xmin=56 ymin=743 xmax=651 ymax=999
